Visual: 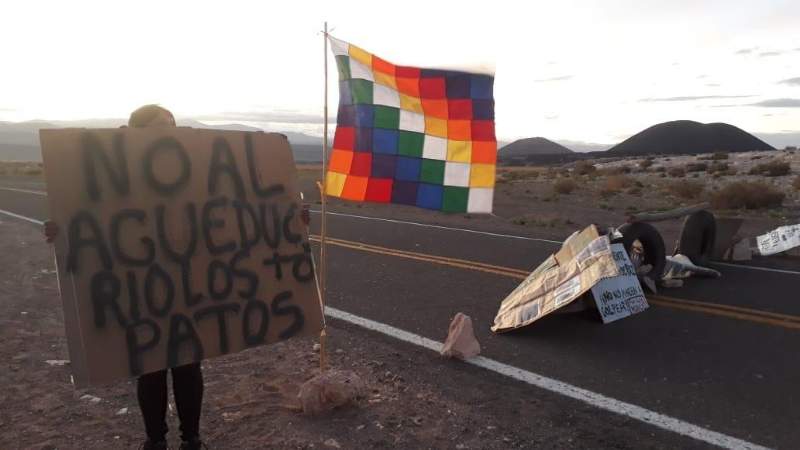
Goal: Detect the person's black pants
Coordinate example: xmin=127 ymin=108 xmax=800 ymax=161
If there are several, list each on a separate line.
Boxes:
xmin=137 ymin=363 xmax=203 ymax=442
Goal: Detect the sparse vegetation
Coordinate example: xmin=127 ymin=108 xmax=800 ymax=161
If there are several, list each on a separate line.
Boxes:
xmin=710 ymin=181 xmax=784 ymax=209
xmin=639 ymin=158 xmax=654 ymax=169
xmin=668 ymin=180 xmax=705 ymax=200
xmin=749 ymin=160 xmax=791 ymax=177
xmin=699 ymin=152 xmax=729 ymax=161
xmin=668 ymin=167 xmax=686 ymax=178
xmin=686 ymin=162 xmax=708 ymax=172
xmin=793 ymin=176 xmax=800 ymax=191
xmin=553 ymin=178 xmax=577 ymax=194
xmin=707 ymin=162 xmax=729 ymax=174
xmin=573 ymin=160 xmax=596 ymax=176
xmin=600 ymin=175 xmax=635 ymax=196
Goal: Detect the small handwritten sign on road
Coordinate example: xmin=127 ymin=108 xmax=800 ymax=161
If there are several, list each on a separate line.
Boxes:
xmin=591 ymin=243 xmax=648 ymax=324
xmin=756 ymin=224 xmax=800 ymax=256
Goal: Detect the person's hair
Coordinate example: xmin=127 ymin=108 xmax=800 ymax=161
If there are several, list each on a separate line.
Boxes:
xmin=128 ymin=104 xmax=175 ymax=127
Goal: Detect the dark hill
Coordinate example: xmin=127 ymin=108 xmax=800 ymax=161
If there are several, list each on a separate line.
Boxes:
xmin=499 ymin=137 xmax=573 ymax=157
xmin=607 ymin=120 xmax=774 ymax=155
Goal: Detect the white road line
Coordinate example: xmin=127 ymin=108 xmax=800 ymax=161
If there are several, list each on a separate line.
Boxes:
xmin=712 ymin=261 xmax=800 ymax=276
xmin=0 ymin=206 xmax=777 ymax=449
xmin=309 ymin=209 xmax=563 ymax=244
xmin=0 ymin=186 xmax=48 ymax=196
xmin=0 ymin=208 xmax=44 ymax=225
xmin=326 ymin=306 xmax=769 ymax=450
xmin=0 ymin=186 xmax=794 ymax=276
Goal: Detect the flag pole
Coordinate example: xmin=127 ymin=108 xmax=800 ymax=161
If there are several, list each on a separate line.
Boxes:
xmin=318 ymin=21 xmax=330 ymax=372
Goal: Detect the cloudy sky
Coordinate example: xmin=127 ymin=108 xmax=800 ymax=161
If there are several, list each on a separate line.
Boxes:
xmin=2 ymin=0 xmax=799 ymax=147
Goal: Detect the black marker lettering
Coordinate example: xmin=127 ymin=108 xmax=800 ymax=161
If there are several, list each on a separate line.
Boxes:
xmin=271 ymin=291 xmax=304 ymax=340
xmin=144 ymin=263 xmax=175 ymax=317
xmin=142 ymin=136 xmax=191 ymax=195
xmin=233 ymin=200 xmax=260 ymax=251
xmin=126 ymin=319 xmax=160 ymax=376
xmin=244 ymin=134 xmax=284 ymax=198
xmin=230 ymin=249 xmax=258 ymax=298
xmin=202 ymin=197 xmax=236 ymax=255
xmin=66 ymin=211 xmax=112 ymax=273
xmin=242 ymin=299 xmax=269 ymax=346
xmin=193 ymin=303 xmax=240 ymax=354
xmin=90 ymin=270 xmax=127 ymax=328
xmin=207 ymin=260 xmax=233 ymax=301
xmin=81 ymin=131 xmax=129 ymax=201
xmin=282 ymin=203 xmax=302 ymax=244
xmin=166 ymin=313 xmax=203 ymax=367
xmin=208 ymin=137 xmax=246 ymax=199
xmin=110 ymin=209 xmax=155 ymax=267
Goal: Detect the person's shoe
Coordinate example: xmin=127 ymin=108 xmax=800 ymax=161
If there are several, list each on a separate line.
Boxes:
xmin=179 ymin=437 xmax=208 ymax=450
xmin=140 ymin=440 xmax=168 ymax=450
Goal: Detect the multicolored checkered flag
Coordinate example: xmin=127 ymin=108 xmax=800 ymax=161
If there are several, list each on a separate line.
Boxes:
xmin=325 ymin=36 xmax=496 ymax=213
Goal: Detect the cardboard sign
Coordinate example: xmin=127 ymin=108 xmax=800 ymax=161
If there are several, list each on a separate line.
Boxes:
xmin=492 ymin=226 xmax=620 ymax=333
xmin=40 ymin=128 xmax=323 ymax=387
xmin=590 ymin=243 xmax=648 ymax=324
xmin=756 ymin=224 xmax=800 ymax=256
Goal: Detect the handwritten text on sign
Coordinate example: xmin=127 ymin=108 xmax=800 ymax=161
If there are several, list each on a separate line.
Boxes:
xmin=40 ymin=128 xmax=323 ymax=386
xmin=591 ymin=243 xmax=648 ymax=324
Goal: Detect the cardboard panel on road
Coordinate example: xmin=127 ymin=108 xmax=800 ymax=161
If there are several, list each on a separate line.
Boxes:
xmin=492 ymin=225 xmax=620 ymax=332
xmin=40 ymin=127 xmax=323 ymax=387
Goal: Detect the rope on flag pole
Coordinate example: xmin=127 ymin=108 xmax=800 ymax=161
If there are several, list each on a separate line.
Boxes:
xmin=318 ymin=21 xmax=330 ymax=372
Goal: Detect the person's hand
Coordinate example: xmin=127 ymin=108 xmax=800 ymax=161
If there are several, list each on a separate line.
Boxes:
xmin=44 ymin=220 xmax=59 ymax=243
xmin=301 ymin=204 xmax=311 ymax=226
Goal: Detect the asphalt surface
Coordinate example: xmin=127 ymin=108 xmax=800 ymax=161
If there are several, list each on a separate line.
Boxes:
xmin=1 ymin=177 xmax=798 ymax=448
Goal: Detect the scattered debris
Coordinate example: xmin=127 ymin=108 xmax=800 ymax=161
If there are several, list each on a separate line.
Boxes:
xmin=298 ymin=369 xmax=366 ymax=416
xmin=493 ymin=226 xmax=620 ymax=332
xmin=115 ymin=407 xmax=128 ymax=416
xmin=44 ymin=359 xmax=69 ymax=367
xmin=675 ymin=210 xmax=716 ymax=266
xmin=730 ymin=239 xmax=753 ymax=261
xmin=440 ymin=313 xmax=481 ymax=359
xmin=313 ymin=343 xmax=321 ymax=352
xmin=663 ymin=255 xmax=721 ymax=279
xmin=79 ymin=394 xmax=101 ymax=404
xmin=323 ymin=438 xmax=342 ymax=448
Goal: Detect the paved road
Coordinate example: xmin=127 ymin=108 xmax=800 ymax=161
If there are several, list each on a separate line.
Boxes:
xmin=1 ymin=178 xmax=798 ymax=448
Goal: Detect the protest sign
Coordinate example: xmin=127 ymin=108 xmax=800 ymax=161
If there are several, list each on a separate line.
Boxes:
xmin=491 ymin=225 xmax=620 ymax=333
xmin=756 ymin=224 xmax=800 ymax=256
xmin=590 ymin=243 xmax=648 ymax=324
xmin=40 ymin=127 xmax=323 ymax=387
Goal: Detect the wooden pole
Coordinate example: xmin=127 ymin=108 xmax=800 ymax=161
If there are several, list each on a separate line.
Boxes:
xmin=318 ymin=22 xmax=329 ymax=372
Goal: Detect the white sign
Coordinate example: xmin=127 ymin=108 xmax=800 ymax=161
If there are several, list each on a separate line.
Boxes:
xmin=591 ymin=244 xmax=648 ymax=324
xmin=756 ymin=224 xmax=800 ymax=256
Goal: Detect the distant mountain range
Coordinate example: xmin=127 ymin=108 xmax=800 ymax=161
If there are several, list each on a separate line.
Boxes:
xmin=0 ymin=118 xmax=790 ymax=164
xmin=0 ymin=118 xmax=325 ymax=162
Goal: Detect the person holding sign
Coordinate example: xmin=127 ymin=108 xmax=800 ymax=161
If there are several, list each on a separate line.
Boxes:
xmin=44 ymin=106 xmax=313 ymax=450
xmin=45 ymin=105 xmax=205 ymax=450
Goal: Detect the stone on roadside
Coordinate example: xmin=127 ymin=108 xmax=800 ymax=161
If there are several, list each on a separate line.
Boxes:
xmin=440 ymin=313 xmax=481 ymax=360
xmin=298 ymin=369 xmax=366 ymax=416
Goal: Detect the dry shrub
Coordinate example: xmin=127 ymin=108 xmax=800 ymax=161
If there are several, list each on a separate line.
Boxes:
xmin=668 ymin=167 xmax=686 ymax=178
xmin=573 ymin=160 xmax=596 ymax=175
xmin=749 ymin=160 xmax=791 ymax=177
xmin=553 ymin=178 xmax=577 ymax=194
xmin=710 ymin=181 xmax=784 ymax=209
xmin=601 ymin=175 xmax=634 ymax=196
xmin=793 ymin=175 xmax=800 ymax=191
xmin=707 ymin=162 xmax=729 ymax=173
xmin=686 ymin=162 xmax=708 ymax=172
xmin=23 ymin=168 xmax=42 ymax=175
xmin=639 ymin=159 xmax=654 ymax=169
xmin=699 ymin=152 xmax=729 ymax=161
xmin=668 ymin=180 xmax=704 ymax=199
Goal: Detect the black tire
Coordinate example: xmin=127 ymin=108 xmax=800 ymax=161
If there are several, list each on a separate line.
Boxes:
xmin=613 ymin=221 xmax=666 ymax=280
xmin=676 ymin=210 xmax=716 ymax=266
